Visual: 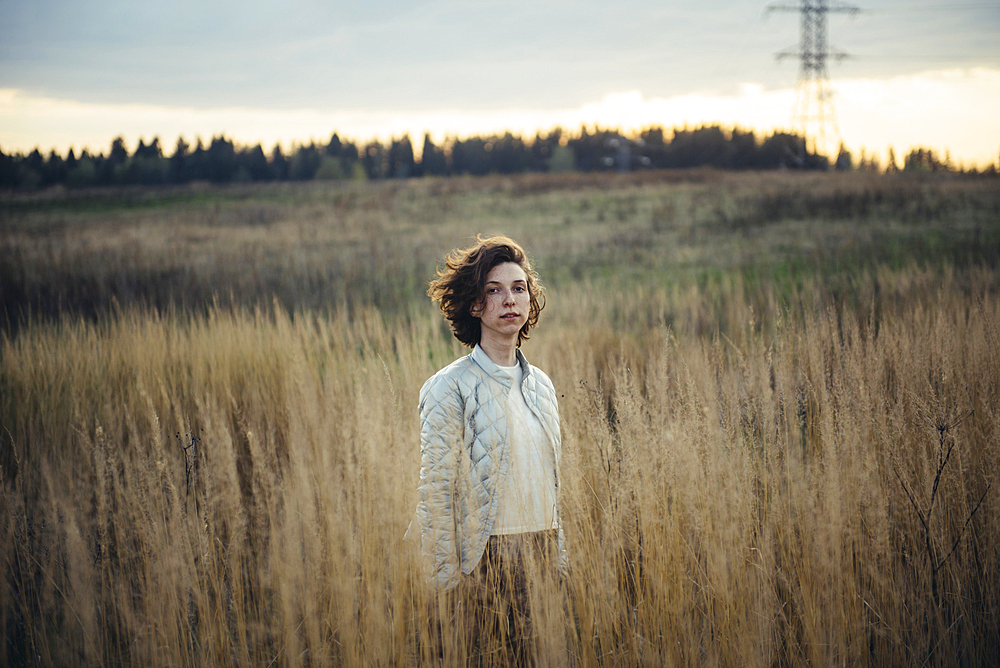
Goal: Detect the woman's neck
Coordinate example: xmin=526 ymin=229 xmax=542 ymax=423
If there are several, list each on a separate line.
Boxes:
xmin=479 ymin=331 xmax=518 ymax=367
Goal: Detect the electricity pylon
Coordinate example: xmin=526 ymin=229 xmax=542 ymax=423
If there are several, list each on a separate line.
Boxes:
xmin=767 ymin=0 xmax=859 ymax=160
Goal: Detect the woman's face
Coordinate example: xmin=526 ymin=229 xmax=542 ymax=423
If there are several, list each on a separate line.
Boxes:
xmin=473 ymin=262 xmax=530 ymax=343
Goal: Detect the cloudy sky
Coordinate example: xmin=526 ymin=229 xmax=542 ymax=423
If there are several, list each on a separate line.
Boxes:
xmin=2 ymin=0 xmax=998 ymax=165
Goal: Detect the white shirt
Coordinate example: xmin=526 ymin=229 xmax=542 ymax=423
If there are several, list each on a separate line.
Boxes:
xmin=492 ymin=363 xmax=559 ymax=534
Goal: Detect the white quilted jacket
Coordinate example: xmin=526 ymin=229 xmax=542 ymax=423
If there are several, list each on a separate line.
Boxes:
xmin=406 ymin=344 xmax=565 ymax=591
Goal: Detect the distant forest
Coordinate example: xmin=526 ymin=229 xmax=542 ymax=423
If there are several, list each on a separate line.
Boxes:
xmin=0 ymin=124 xmax=990 ymax=190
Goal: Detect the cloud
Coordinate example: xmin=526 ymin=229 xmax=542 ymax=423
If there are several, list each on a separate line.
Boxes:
xmin=2 ymin=67 xmax=997 ymax=167
xmin=835 ymin=68 xmax=1000 ymax=167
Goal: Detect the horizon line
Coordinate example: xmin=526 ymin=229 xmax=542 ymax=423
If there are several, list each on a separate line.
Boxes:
xmin=2 ymin=66 xmax=998 ymax=168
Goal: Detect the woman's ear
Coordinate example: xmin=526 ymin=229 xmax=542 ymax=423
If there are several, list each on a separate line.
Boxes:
xmin=470 ymin=299 xmax=483 ymax=318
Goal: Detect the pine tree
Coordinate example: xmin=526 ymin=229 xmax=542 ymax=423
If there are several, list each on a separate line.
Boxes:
xmin=388 ymin=135 xmax=415 ymax=178
xmin=169 ymin=137 xmax=189 ymax=184
xmin=326 ymin=133 xmax=342 ymax=157
xmin=885 ymin=146 xmax=898 ymax=174
xmin=419 ymin=133 xmax=446 ymax=176
xmin=270 ymin=145 xmax=289 ymax=181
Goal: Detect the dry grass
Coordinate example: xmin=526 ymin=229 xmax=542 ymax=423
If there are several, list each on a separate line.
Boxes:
xmin=3 ymin=171 xmax=998 ymax=329
xmin=2 ymin=171 xmax=999 ymax=666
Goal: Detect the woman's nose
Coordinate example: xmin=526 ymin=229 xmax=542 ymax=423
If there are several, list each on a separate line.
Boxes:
xmin=503 ymin=291 xmax=515 ymax=305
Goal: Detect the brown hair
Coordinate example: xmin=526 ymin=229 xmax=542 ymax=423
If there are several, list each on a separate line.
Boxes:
xmin=427 ymin=235 xmax=545 ymax=348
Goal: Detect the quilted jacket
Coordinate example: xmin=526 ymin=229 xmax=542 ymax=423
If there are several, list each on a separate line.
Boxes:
xmin=406 ymin=344 xmax=565 ymax=591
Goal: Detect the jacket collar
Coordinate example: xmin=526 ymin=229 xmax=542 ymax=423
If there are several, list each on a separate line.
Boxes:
xmin=471 ymin=343 xmax=530 ymax=390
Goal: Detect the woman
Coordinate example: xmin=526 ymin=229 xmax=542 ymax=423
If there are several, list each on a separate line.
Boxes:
xmin=407 ymin=235 xmax=565 ymax=662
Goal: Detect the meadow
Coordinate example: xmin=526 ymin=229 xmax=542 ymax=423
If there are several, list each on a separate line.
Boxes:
xmin=2 ymin=170 xmax=999 ymax=666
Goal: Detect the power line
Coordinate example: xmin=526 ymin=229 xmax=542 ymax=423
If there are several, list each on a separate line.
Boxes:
xmin=866 ymin=3 xmax=997 ymax=11
xmin=767 ymin=1 xmax=861 ymax=159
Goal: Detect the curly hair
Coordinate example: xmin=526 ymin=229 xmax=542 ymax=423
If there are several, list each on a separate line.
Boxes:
xmin=428 ymin=235 xmax=545 ymax=348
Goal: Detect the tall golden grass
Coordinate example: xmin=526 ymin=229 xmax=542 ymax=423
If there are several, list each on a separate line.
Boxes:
xmin=2 ymin=172 xmax=999 ymax=665
xmin=3 ymin=170 xmax=998 ymax=329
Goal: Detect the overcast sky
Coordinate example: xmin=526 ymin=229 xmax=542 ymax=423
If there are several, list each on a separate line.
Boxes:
xmin=2 ymin=0 xmax=998 ymax=164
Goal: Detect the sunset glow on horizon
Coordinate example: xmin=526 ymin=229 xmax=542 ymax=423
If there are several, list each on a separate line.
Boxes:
xmin=3 ymin=66 xmax=999 ymax=169
xmin=3 ymin=0 xmax=997 ymax=172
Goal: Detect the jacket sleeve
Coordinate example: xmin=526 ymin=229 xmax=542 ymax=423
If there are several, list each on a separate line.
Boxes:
xmin=534 ymin=368 xmax=568 ymax=574
xmin=414 ymin=373 xmax=465 ymax=591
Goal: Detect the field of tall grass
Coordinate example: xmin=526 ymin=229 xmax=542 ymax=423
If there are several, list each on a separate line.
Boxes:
xmin=2 ymin=170 xmax=999 ymax=665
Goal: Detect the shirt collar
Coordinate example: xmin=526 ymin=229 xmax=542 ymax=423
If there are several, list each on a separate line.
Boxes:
xmin=471 ymin=343 xmax=530 ymax=388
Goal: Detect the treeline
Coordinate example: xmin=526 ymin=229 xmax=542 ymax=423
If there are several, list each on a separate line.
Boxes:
xmin=0 ymin=125 xmax=989 ymax=190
